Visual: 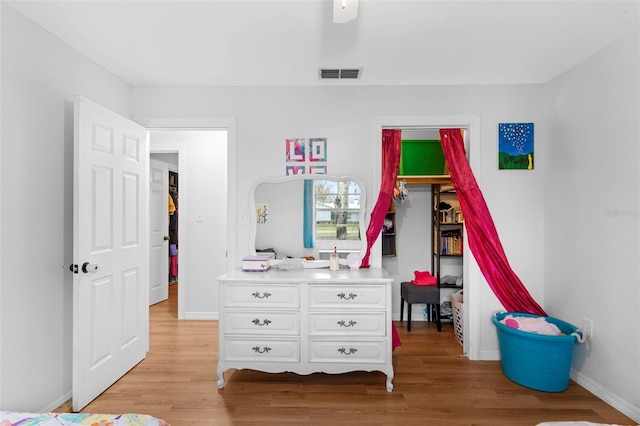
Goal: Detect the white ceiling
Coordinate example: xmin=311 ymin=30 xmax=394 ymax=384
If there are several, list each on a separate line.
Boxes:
xmin=7 ymin=0 xmax=638 ymax=87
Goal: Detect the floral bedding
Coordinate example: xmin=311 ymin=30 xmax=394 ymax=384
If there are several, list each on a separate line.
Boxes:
xmin=0 ymin=411 xmax=170 ymax=426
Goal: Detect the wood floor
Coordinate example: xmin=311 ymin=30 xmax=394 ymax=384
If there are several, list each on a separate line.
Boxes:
xmin=72 ymin=285 xmax=635 ymax=426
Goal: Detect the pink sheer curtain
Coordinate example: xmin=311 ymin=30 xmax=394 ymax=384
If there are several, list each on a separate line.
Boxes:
xmin=439 ymin=129 xmax=547 ymax=315
xmin=360 ymin=129 xmax=402 ymax=350
xmin=361 ymin=129 xmax=402 ymax=268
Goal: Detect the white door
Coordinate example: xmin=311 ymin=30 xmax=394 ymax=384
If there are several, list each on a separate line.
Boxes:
xmin=72 ymin=96 xmax=149 ymax=411
xmin=149 ymin=159 xmax=169 ymax=305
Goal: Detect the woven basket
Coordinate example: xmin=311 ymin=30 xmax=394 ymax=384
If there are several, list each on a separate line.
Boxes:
xmin=451 ymin=290 xmax=463 ymax=347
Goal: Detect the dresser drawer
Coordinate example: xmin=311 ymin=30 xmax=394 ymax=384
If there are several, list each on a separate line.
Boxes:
xmin=224 ymin=310 xmax=299 ymax=335
xmin=308 ymin=339 xmax=386 ymax=363
xmin=308 ymin=312 xmax=386 ymax=336
xmin=223 ymin=338 xmax=299 ymax=362
xmin=223 ymin=283 xmax=299 ymax=308
xmin=308 ymin=285 xmax=386 ymax=309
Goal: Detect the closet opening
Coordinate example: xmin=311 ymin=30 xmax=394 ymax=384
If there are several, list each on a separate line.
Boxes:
xmin=378 ymin=124 xmax=473 ymax=356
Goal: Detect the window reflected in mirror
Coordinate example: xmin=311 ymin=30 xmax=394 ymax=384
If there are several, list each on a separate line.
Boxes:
xmin=314 ymin=180 xmax=361 ymax=241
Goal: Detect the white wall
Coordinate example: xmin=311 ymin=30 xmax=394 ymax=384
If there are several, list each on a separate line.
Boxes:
xmin=544 ymin=29 xmax=640 ymax=420
xmin=132 ymin=83 xmax=546 ymax=363
xmin=150 ymin=153 xmax=178 ymax=170
xmin=383 ymin=184 xmax=432 ymax=320
xmin=0 ymin=4 xmax=132 ymax=411
xmin=149 ymin=130 xmax=227 ymax=319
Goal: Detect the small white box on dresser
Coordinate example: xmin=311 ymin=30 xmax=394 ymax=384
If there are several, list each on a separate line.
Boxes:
xmin=241 ymin=256 xmax=270 ymax=272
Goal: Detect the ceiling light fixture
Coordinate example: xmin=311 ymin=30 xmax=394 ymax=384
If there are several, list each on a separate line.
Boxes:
xmin=333 ymin=0 xmax=358 ymax=24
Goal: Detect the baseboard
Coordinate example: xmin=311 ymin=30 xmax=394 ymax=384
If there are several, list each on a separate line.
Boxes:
xmin=43 ymin=391 xmax=72 ymax=413
xmin=392 ymin=313 xmax=450 ymax=322
xmin=571 ymin=369 xmax=640 ymax=423
xmin=392 ymin=314 xmax=430 ymax=322
xmin=478 ymin=350 xmax=500 ymax=361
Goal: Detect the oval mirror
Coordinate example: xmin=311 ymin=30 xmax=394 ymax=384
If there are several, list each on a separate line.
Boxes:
xmin=249 ymin=175 xmax=367 ymax=262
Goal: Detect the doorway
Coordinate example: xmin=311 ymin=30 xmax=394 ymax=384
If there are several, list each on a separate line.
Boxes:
xmin=147 ymin=126 xmax=232 ymax=320
xmin=168 ymin=170 xmax=179 ymax=285
xmin=373 ymin=116 xmax=481 ymax=359
xmin=149 ymin=153 xmax=180 ymax=311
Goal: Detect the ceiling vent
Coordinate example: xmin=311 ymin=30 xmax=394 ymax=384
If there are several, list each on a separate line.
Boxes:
xmin=319 ymin=68 xmax=362 ymax=80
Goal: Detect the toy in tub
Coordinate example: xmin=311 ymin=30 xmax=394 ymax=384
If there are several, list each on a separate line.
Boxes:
xmin=492 ymin=311 xmax=585 ymax=392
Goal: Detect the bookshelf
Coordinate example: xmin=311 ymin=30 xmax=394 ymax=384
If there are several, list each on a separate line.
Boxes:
xmin=382 ymin=200 xmax=396 ymax=257
xmin=432 ymin=184 xmax=463 ymax=292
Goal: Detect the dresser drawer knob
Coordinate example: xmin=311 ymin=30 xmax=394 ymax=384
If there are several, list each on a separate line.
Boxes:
xmin=337 ymin=320 xmax=357 ymax=328
xmin=252 ymin=291 xmax=272 ymax=299
xmin=252 ymin=346 xmax=272 ymax=354
xmin=251 ymin=318 xmax=272 ymax=326
xmin=337 ymin=347 xmax=358 ymax=355
xmin=337 ymin=292 xmax=358 ymax=300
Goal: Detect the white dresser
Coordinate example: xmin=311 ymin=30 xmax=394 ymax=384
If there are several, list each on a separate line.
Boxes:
xmin=216 ymin=267 xmax=395 ymax=391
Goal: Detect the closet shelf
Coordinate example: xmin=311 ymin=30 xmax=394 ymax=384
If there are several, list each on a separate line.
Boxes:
xmin=398 ymin=175 xmax=452 ymax=185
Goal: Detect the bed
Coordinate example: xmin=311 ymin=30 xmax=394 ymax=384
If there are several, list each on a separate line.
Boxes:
xmin=0 ymin=411 xmax=170 ymax=426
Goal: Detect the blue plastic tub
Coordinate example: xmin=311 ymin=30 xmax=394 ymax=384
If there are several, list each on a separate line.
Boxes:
xmin=492 ymin=312 xmax=583 ymax=392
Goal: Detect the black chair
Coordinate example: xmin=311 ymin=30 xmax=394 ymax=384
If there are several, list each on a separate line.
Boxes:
xmin=400 ymin=281 xmax=441 ymax=332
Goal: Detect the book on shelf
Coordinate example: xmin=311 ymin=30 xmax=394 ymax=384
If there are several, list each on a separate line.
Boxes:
xmin=440 ymin=229 xmax=463 ymax=255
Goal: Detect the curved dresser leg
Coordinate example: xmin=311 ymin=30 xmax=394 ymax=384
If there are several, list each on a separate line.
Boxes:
xmin=217 ymin=364 xmax=225 ymax=389
xmin=386 ymin=373 xmax=394 ymax=392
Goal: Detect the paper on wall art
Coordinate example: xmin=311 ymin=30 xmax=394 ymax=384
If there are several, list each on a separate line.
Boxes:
xmin=286 ymin=137 xmax=327 ymax=175
xmin=285 ymin=165 xmax=306 ymax=175
xmin=308 ymin=165 xmax=327 ymax=174
xmin=308 ymin=138 xmax=327 ymax=162
xmin=286 ymin=138 xmax=306 ymax=162
xmin=256 ymin=203 xmax=268 ymax=224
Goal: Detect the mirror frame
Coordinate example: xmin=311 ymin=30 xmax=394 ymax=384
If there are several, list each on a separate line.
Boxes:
xmin=248 ymin=174 xmax=368 ymax=257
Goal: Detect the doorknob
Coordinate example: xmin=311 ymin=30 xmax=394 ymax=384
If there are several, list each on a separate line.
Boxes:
xmin=81 ymin=262 xmax=99 ymax=273
xmin=163 ymin=235 xmax=170 ymax=241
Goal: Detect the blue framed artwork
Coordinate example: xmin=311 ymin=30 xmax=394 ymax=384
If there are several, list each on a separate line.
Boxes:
xmin=498 ymin=123 xmax=534 ymax=170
